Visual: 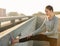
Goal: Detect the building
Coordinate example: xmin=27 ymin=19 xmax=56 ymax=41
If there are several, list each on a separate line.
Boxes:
xmin=0 ymin=8 xmax=6 ymax=17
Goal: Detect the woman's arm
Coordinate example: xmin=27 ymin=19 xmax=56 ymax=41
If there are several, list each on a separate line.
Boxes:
xmin=44 ymin=17 xmax=58 ymax=35
xmin=32 ymin=17 xmax=47 ymax=36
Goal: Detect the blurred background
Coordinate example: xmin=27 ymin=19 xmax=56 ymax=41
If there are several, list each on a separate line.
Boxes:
xmin=0 ymin=0 xmax=60 ymax=16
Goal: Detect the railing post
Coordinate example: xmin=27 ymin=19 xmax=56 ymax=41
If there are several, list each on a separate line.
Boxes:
xmin=19 ymin=18 xmax=22 ymax=21
xmin=28 ymin=16 xmax=32 ymax=19
xmin=0 ymin=22 xmax=1 ymax=28
xmin=11 ymin=20 xmax=15 ymax=24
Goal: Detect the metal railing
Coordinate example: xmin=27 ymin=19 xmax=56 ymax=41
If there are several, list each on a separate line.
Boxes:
xmin=0 ymin=16 xmax=32 ymax=32
xmin=0 ymin=16 xmax=37 ymax=46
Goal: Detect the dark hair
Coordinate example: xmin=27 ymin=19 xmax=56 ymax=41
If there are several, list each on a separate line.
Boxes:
xmin=46 ymin=5 xmax=53 ymax=12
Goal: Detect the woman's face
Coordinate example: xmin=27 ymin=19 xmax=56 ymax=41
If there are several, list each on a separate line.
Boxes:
xmin=45 ymin=8 xmax=52 ymax=16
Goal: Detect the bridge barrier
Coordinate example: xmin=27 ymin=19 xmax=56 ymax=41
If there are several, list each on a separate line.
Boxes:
xmin=0 ymin=16 xmax=37 ymax=46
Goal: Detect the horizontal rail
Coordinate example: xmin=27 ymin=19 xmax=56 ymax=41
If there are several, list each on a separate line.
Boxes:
xmin=0 ymin=16 xmax=32 ymax=22
xmin=0 ymin=16 xmax=32 ymax=28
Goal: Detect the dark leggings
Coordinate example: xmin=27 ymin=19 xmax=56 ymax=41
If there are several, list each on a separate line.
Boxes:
xmin=19 ymin=34 xmax=57 ymax=46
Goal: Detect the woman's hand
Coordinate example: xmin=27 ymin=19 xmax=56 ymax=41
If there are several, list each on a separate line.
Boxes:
xmin=11 ymin=37 xmax=19 ymax=45
xmin=27 ymin=34 xmax=32 ymax=39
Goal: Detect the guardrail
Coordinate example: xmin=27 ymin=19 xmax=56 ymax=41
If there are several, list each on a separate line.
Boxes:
xmin=0 ymin=16 xmax=32 ymax=32
xmin=0 ymin=16 xmax=32 ymax=27
xmin=0 ymin=16 xmax=37 ymax=46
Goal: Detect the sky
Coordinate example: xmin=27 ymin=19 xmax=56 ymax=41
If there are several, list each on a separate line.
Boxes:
xmin=0 ymin=0 xmax=60 ymax=15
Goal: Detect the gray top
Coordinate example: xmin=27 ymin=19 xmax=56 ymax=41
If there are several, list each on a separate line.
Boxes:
xmin=32 ymin=15 xmax=58 ymax=38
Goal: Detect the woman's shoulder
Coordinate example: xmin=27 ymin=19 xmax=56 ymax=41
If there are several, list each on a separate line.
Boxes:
xmin=54 ymin=16 xmax=59 ymax=23
xmin=54 ymin=16 xmax=58 ymax=20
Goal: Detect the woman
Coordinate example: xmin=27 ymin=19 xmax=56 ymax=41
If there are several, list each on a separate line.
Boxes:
xmin=12 ymin=5 xmax=58 ymax=46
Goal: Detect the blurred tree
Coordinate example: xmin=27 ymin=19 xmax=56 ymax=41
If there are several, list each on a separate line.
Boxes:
xmin=54 ymin=11 xmax=60 ymax=15
xmin=32 ymin=12 xmax=45 ymax=16
xmin=8 ymin=12 xmax=19 ymax=16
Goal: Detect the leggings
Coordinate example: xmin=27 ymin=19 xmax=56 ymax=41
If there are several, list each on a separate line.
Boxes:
xmin=19 ymin=34 xmax=57 ymax=46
